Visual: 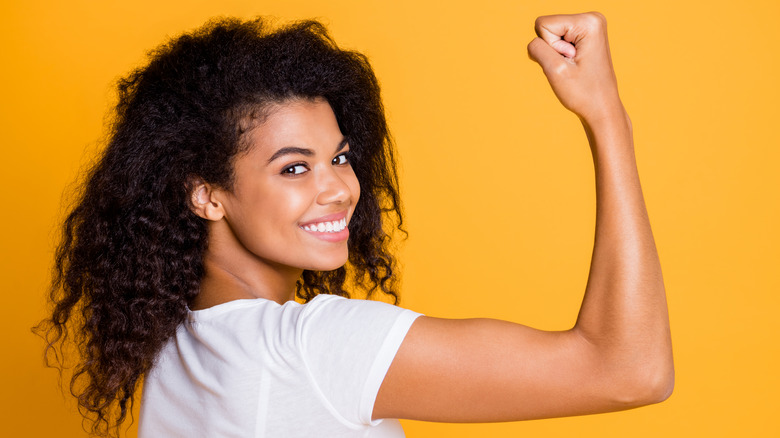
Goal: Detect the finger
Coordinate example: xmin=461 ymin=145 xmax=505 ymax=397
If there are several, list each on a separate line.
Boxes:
xmin=534 ymin=13 xmax=606 ymax=57
xmin=534 ymin=16 xmax=578 ymax=59
xmin=535 ymin=14 xmax=579 ymax=45
xmin=527 ymin=37 xmax=570 ymax=72
xmin=551 ymin=39 xmax=576 ymax=58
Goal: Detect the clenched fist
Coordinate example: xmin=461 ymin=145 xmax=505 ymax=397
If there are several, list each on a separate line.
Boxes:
xmin=528 ymin=12 xmax=625 ymax=126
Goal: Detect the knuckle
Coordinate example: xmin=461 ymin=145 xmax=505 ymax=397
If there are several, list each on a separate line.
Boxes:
xmin=533 ymin=16 xmax=544 ymax=34
xmin=583 ymin=11 xmax=607 ymax=28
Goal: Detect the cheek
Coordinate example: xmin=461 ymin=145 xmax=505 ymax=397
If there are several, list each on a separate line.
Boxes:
xmin=271 ymin=186 xmax=310 ymax=220
xmin=352 ymin=182 xmax=361 ymax=207
xmin=229 ymin=186 xmax=308 ymax=245
xmin=348 ymin=171 xmax=361 ymax=205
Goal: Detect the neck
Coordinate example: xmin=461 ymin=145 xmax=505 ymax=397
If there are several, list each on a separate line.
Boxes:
xmin=191 ymin=221 xmax=303 ymax=310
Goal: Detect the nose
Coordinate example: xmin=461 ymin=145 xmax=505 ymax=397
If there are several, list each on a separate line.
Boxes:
xmin=315 ymin=166 xmax=352 ymax=206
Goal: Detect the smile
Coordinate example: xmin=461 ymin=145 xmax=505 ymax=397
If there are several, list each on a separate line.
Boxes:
xmin=300 ymin=218 xmax=347 ymax=233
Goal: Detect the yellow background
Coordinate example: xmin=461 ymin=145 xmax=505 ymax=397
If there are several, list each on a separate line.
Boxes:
xmin=2 ymin=0 xmax=778 ymax=436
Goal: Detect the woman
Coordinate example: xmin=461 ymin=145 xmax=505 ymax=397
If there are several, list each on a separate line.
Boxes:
xmin=37 ymin=12 xmax=674 ymax=437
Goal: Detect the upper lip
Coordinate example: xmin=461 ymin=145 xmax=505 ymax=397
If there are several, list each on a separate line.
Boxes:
xmin=299 ymin=211 xmax=348 ymax=227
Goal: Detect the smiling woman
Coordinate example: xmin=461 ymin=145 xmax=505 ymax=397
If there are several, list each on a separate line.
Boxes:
xmin=35 ymin=12 xmax=673 ymax=438
xmin=189 ymin=98 xmax=362 ymax=307
xmin=34 ymin=19 xmax=407 ymax=436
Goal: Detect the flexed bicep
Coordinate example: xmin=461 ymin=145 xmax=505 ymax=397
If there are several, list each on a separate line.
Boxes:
xmin=373 ymin=11 xmax=673 ymax=423
xmin=372 ymin=316 xmax=648 ymax=422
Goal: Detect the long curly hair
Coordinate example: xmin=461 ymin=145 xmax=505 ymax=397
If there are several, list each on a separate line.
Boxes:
xmin=34 ymin=17 xmax=403 ymax=436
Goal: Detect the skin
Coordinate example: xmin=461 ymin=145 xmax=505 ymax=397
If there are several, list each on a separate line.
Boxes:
xmin=372 ymin=13 xmax=674 ymax=421
xmin=189 ymin=98 xmax=360 ymax=308
xmin=191 ymin=12 xmax=673 ymax=423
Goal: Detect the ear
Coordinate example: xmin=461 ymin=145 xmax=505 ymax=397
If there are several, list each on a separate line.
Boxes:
xmin=188 ymin=177 xmax=226 ymax=221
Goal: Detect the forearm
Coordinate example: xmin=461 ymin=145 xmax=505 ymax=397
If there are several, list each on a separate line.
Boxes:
xmin=574 ymin=108 xmax=673 ymax=400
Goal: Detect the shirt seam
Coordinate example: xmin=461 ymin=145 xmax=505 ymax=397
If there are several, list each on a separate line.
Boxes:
xmin=296 ymin=295 xmax=367 ymax=430
xmin=357 ymin=310 xmax=422 ymax=425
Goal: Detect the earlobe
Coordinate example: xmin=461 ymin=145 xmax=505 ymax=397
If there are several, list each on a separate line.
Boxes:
xmin=188 ymin=179 xmax=225 ymax=221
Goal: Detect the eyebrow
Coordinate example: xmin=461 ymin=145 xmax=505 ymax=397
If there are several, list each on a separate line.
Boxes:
xmin=266 ymin=138 xmax=349 ymax=164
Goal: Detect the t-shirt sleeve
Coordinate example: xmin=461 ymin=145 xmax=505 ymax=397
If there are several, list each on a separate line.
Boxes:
xmin=296 ymin=295 xmax=422 ymax=426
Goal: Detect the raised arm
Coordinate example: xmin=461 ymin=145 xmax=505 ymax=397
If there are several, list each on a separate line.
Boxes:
xmin=373 ymin=12 xmax=673 ymax=422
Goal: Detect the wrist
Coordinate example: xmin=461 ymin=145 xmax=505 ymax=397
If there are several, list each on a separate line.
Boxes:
xmin=581 ymin=107 xmax=634 ymax=158
xmin=580 ymin=101 xmax=630 ymax=132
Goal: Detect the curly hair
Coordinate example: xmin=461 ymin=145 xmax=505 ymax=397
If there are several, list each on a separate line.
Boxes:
xmin=34 ymin=17 xmax=403 ymax=436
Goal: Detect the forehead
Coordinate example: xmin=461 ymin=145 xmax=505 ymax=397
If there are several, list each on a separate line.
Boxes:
xmin=242 ymin=98 xmax=343 ymax=157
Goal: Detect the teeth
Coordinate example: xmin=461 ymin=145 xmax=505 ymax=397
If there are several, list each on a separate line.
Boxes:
xmin=302 ymin=218 xmax=347 ymax=233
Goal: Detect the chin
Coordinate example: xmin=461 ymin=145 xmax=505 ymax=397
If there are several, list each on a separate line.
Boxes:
xmin=313 ymin=259 xmax=349 ymax=272
xmin=302 ymin=251 xmax=349 ymax=272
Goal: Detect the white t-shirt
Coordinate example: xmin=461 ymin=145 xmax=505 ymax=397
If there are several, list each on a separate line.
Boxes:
xmin=139 ymin=294 xmax=422 ymax=437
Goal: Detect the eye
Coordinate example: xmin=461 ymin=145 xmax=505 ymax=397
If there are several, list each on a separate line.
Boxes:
xmin=281 ymin=163 xmax=308 ymax=175
xmin=332 ymin=152 xmax=350 ymax=166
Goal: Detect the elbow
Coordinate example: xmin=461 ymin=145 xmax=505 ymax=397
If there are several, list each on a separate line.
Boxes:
xmin=573 ymin=329 xmax=675 ymax=409
xmin=612 ymin=358 xmax=675 ymax=408
xmin=636 ymin=363 xmax=675 ymax=405
xmin=655 ymin=364 xmax=675 ymax=402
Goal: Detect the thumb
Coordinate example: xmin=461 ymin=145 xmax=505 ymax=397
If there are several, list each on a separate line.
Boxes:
xmin=527 ymin=37 xmax=571 ymax=72
xmin=550 ymin=39 xmax=576 ymax=58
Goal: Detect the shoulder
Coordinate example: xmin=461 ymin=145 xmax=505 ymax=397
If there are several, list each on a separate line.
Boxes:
xmin=298 ymin=295 xmax=421 ymax=339
xmin=184 ymin=294 xmax=420 ymax=345
xmin=298 ymin=295 xmax=422 ymax=425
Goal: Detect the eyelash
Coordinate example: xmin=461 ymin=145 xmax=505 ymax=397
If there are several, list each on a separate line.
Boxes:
xmin=281 ymin=163 xmax=308 ymax=175
xmin=281 ymin=152 xmax=351 ymax=175
xmin=332 ymin=151 xmax=350 ymax=165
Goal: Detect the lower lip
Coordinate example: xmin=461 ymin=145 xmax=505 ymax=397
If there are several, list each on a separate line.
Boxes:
xmin=300 ymin=227 xmax=350 ymax=242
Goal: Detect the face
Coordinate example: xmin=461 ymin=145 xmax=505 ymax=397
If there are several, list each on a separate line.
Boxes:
xmin=215 ymin=98 xmax=360 ymax=273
